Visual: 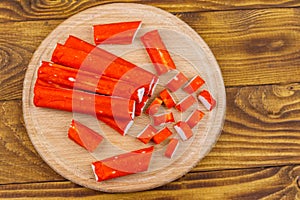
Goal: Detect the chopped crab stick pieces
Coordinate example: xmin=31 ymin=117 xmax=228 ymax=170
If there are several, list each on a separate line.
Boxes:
xmin=91 ymin=146 xmax=154 ymax=182
xmin=68 ymin=120 xmax=103 ymax=152
xmin=183 ymin=75 xmax=205 ymax=94
xmin=166 ymin=72 xmax=188 ymax=92
xmin=198 ymin=90 xmax=216 ymax=111
xmin=93 ymin=21 xmax=142 ymax=45
xmin=137 ymin=125 xmax=157 ymax=144
xmin=164 ymin=138 xmax=179 ymax=158
xmin=174 ymin=121 xmax=193 ymax=141
xmin=152 ymin=112 xmax=175 ymax=126
xmin=141 ymin=30 xmax=176 ymax=75
xmin=152 ymin=127 xmax=173 ymax=144
xmin=145 ymin=97 xmax=163 ymax=115
xmin=159 ymin=89 xmax=176 ymax=109
xmin=185 ymin=109 xmax=205 ymax=129
xmin=37 ymin=61 xmax=145 ymax=103
xmin=175 ymin=95 xmax=197 ymax=112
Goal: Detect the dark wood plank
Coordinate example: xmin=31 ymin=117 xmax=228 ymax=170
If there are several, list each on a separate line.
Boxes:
xmin=180 ymin=8 xmax=300 ymax=87
xmin=2 ymin=82 xmax=300 ymax=183
xmin=0 ymin=165 xmax=299 ymax=199
xmin=0 ymin=0 xmax=300 ymax=22
xmin=0 ymin=100 xmax=64 ymax=184
xmin=0 ymin=8 xmax=300 ymax=100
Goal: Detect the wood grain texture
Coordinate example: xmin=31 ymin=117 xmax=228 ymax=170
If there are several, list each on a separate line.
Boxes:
xmin=0 ymin=165 xmax=299 ymax=199
xmin=0 ymin=0 xmax=299 ymax=22
xmin=2 ymin=82 xmax=300 ymax=184
xmin=0 ymin=8 xmax=300 ymax=101
xmin=0 ymin=20 xmax=61 ymax=101
xmin=0 ymin=100 xmax=63 ymax=184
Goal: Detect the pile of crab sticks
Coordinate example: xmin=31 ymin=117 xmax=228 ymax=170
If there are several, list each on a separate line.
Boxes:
xmin=33 ymin=21 xmax=216 ymax=182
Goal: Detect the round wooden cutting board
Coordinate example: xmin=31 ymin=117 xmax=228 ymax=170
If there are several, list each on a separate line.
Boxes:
xmin=22 ymin=3 xmax=226 ymax=192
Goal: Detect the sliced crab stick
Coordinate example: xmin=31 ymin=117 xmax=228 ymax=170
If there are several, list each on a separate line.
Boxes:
xmin=164 ymin=138 xmax=179 ymax=158
xmin=135 ymin=95 xmax=149 ymax=116
xmin=152 ymin=112 xmax=175 ymax=126
xmin=166 ymin=72 xmax=188 ymax=92
xmin=159 ymin=89 xmax=176 ymax=109
xmin=152 ymin=127 xmax=172 ymax=144
xmin=137 ymin=125 xmax=157 ymax=144
xmin=198 ymin=90 xmax=216 ymax=111
xmin=93 ymin=21 xmax=142 ymax=45
xmin=34 ymin=85 xmax=134 ymax=135
xmin=174 ymin=121 xmax=193 ymax=141
xmin=68 ymin=120 xmax=103 ymax=152
xmin=145 ymin=97 xmax=163 ymax=115
xmin=91 ymin=146 xmax=154 ymax=182
xmin=183 ymin=75 xmax=205 ymax=94
xmin=175 ymin=95 xmax=197 ymax=112
xmin=63 ymin=36 xmax=158 ymax=96
xmin=141 ymin=30 xmax=176 ymax=75
xmin=37 ymin=61 xmax=145 ymax=103
xmin=185 ymin=109 xmax=205 ymax=129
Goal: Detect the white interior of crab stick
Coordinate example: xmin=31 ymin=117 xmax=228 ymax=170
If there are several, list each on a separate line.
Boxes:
xmin=131 ymin=21 xmax=142 ymax=43
xmin=198 ymin=95 xmax=212 ymax=111
xmin=174 ymin=125 xmax=189 ymax=141
xmin=137 ymin=87 xmax=145 ymax=103
xmin=91 ymin=164 xmax=99 ymax=182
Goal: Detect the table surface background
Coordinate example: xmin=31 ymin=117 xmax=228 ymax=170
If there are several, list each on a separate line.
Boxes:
xmin=0 ymin=0 xmax=300 ymax=199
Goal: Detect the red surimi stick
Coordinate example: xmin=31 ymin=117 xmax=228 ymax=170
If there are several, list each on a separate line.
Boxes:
xmin=183 ymin=75 xmax=205 ymax=94
xmin=174 ymin=121 xmax=193 ymax=141
xmin=63 ymin=35 xmax=158 ymax=96
xmin=185 ymin=109 xmax=205 ymax=128
xmin=68 ymin=120 xmax=103 ymax=152
xmin=141 ymin=30 xmax=176 ymax=75
xmin=91 ymin=146 xmax=154 ymax=182
xmin=164 ymin=138 xmax=179 ymax=158
xmin=93 ymin=21 xmax=142 ymax=45
xmin=152 ymin=112 xmax=175 ymax=126
xmin=152 ymin=127 xmax=172 ymax=144
xmin=37 ymin=61 xmax=145 ymax=103
xmin=137 ymin=125 xmax=157 ymax=144
xmin=198 ymin=90 xmax=216 ymax=111
xmin=145 ymin=97 xmax=163 ymax=115
xmin=166 ymin=72 xmax=188 ymax=92
xmin=33 ymin=84 xmax=134 ymax=135
xmin=175 ymin=95 xmax=197 ymax=112
xmin=135 ymin=95 xmax=149 ymax=116
xmin=159 ymin=89 xmax=176 ymax=109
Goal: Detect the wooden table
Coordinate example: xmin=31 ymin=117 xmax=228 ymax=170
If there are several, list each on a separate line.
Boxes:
xmin=1 ymin=1 xmax=300 ymax=199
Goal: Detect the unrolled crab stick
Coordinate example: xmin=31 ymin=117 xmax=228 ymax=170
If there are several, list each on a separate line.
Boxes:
xmin=137 ymin=125 xmax=157 ymax=144
xmin=63 ymin=36 xmax=158 ymax=96
xmin=198 ymin=90 xmax=216 ymax=111
xmin=174 ymin=121 xmax=193 ymax=141
xmin=141 ymin=30 xmax=176 ymax=75
xmin=164 ymin=138 xmax=179 ymax=158
xmin=152 ymin=127 xmax=172 ymax=144
xmin=183 ymin=75 xmax=205 ymax=94
xmin=145 ymin=97 xmax=163 ymax=115
xmin=33 ymin=84 xmax=134 ymax=135
xmin=166 ymin=71 xmax=188 ymax=92
xmin=152 ymin=112 xmax=175 ymax=126
xmin=37 ymin=61 xmax=145 ymax=103
xmin=185 ymin=109 xmax=205 ymax=129
xmin=91 ymin=146 xmax=154 ymax=182
xmin=68 ymin=120 xmax=104 ymax=152
xmin=93 ymin=21 xmax=142 ymax=45
xmin=159 ymin=89 xmax=176 ymax=109
xmin=175 ymin=95 xmax=197 ymax=112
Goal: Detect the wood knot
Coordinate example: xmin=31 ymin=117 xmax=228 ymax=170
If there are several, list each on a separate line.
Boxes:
xmin=245 ymin=35 xmax=286 ymax=54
